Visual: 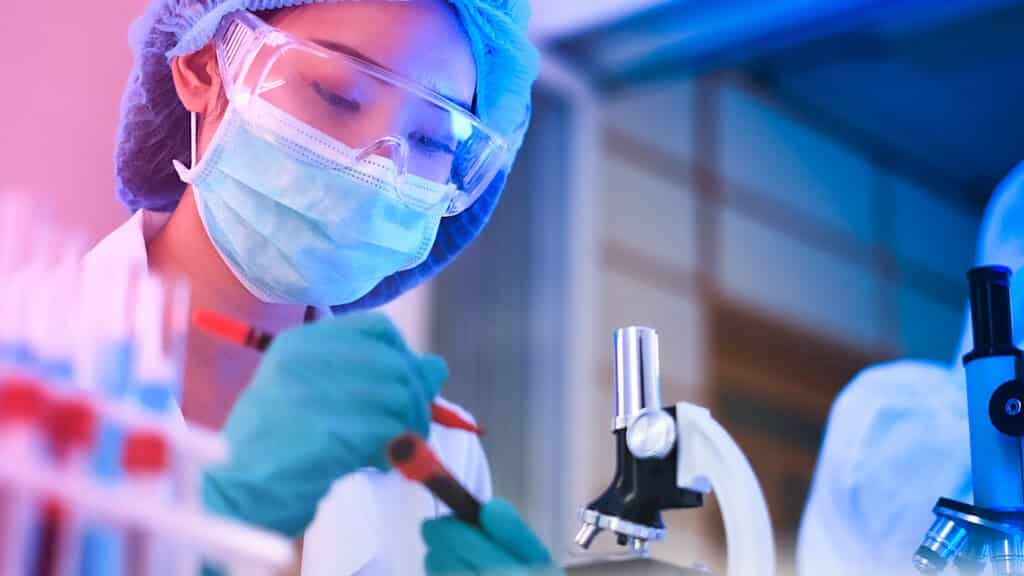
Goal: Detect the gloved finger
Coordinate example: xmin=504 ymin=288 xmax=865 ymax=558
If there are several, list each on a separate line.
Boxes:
xmin=330 ymin=418 xmax=414 ymax=470
xmin=266 ymin=313 xmax=407 ymax=368
xmin=425 ymin=548 xmax=474 ymax=575
xmin=338 ymin=382 xmax=424 ymax=415
xmin=333 ymin=384 xmax=432 ymax=442
xmin=480 ymin=499 xmax=552 ymax=565
xmin=329 ymin=311 xmax=407 ymax=349
xmin=415 ymin=354 xmax=450 ymax=401
xmin=202 ymin=469 xmax=311 ymax=538
xmin=422 ymin=516 xmax=523 ymax=569
xmin=278 ymin=338 xmax=412 ymax=385
xmin=373 ymin=353 xmax=448 ymax=438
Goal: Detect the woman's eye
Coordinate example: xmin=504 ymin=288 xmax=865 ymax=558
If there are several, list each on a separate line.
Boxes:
xmin=412 ymin=132 xmax=456 ymax=156
xmin=312 ymin=81 xmax=360 ymax=112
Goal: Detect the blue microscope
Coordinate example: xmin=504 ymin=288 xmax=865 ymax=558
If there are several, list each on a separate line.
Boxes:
xmin=915 ymin=266 xmax=1024 ymax=574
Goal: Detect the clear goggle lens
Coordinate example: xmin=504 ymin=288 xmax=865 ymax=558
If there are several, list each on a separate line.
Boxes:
xmin=216 ymin=12 xmax=508 ymax=216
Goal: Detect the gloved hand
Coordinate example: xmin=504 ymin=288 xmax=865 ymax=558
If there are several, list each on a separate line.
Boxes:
xmin=202 ymin=312 xmax=448 ymax=537
xmin=422 ymin=499 xmax=564 ymax=575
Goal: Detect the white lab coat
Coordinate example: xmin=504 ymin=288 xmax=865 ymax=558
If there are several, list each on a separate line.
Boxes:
xmin=85 ymin=210 xmax=493 ymax=575
xmin=797 ymin=360 xmax=971 ymax=574
xmin=798 ymin=162 xmax=1024 ymax=575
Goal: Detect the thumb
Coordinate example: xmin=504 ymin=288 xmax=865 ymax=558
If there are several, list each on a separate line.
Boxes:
xmin=416 ymin=354 xmax=449 ymax=401
xmin=480 ymin=499 xmax=552 ymax=565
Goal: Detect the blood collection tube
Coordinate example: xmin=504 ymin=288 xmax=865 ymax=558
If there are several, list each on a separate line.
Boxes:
xmin=193 ymin=308 xmax=484 ymax=435
xmin=121 ymin=429 xmax=172 ymax=576
xmin=43 ymin=397 xmax=98 ymax=576
xmin=0 ymin=377 xmax=49 ymax=576
xmin=24 ymin=257 xmax=95 ymax=576
xmin=388 ymin=433 xmax=482 ymax=527
xmin=77 ymin=264 xmax=138 ymax=576
xmin=133 ymin=273 xmax=204 ymax=576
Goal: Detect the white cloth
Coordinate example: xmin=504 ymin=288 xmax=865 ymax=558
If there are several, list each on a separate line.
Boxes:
xmin=797 ymin=361 xmax=971 ymax=574
xmin=85 ymin=211 xmax=493 ymax=575
xmin=798 ymin=162 xmax=1024 ymax=575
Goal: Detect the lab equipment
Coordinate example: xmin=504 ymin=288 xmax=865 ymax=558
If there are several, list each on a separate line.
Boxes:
xmin=389 ymin=433 xmax=483 ymax=527
xmin=0 ymin=418 xmax=293 ymax=575
xmin=202 ymin=312 xmax=448 ymax=537
xmin=193 ymin=309 xmax=274 ymax=352
xmin=388 ymin=432 xmax=558 ymax=574
xmin=0 ymin=378 xmax=48 ymax=576
xmin=45 ymin=395 xmax=100 ymax=576
xmin=194 ymin=307 xmax=483 ymax=435
xmin=131 ymin=273 xmax=185 ymax=415
xmin=116 ymin=0 xmax=538 ymax=312
xmin=0 ymin=321 xmax=292 ymax=576
xmin=0 ymin=203 xmax=294 ymax=575
xmin=122 ymin=429 xmax=173 ymax=576
xmin=76 ymin=257 xmax=141 ymax=576
xmin=421 ymin=499 xmax=559 ymax=575
xmin=429 ymin=404 xmax=486 ymax=437
xmin=574 ymin=327 xmax=775 ymax=576
xmin=796 ymin=163 xmax=1024 ymax=575
xmin=912 ymin=266 xmax=1024 ymax=575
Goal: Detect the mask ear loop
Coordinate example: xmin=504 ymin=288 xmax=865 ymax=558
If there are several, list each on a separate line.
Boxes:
xmin=190 ymin=111 xmax=198 ymax=169
xmin=172 ymin=112 xmax=200 ymax=182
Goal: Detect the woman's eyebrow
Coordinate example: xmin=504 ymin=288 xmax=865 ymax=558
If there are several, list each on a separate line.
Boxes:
xmin=311 ymin=37 xmax=473 ymax=112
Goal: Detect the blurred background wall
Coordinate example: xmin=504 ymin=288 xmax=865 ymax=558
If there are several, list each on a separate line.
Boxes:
xmin=1 ymin=1 xmax=144 ymax=241
xmin=437 ymin=1 xmax=1024 ymax=574
xmin=5 ymin=1 xmax=1024 ymax=575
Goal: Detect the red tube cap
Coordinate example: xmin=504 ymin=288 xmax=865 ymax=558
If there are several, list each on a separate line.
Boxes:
xmin=0 ymin=377 xmax=48 ymax=424
xmin=122 ymin=430 xmax=169 ymax=474
xmin=47 ymin=398 xmax=98 ymax=454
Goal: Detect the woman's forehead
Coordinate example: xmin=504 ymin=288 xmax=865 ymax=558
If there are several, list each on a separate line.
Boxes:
xmin=269 ymin=1 xmax=476 ymax=107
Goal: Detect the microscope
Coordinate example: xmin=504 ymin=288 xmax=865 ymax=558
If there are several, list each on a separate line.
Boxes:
xmin=914 ymin=267 xmax=1024 ymax=575
xmin=569 ymin=327 xmax=776 ymax=576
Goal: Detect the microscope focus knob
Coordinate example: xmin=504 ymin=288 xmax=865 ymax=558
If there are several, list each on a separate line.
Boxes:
xmin=990 ymin=380 xmax=1024 ymax=437
xmin=627 ymin=409 xmax=678 ymax=460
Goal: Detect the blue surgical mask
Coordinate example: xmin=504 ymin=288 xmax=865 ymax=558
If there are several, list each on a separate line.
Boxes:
xmin=173 ymin=97 xmax=451 ymax=307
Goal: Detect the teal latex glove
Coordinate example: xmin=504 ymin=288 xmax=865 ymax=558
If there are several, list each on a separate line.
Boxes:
xmin=202 ymin=312 xmax=448 ymax=537
xmin=422 ymin=499 xmax=565 ymax=575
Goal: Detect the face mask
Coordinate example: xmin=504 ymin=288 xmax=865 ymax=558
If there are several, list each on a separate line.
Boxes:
xmin=173 ymin=97 xmax=451 ymax=307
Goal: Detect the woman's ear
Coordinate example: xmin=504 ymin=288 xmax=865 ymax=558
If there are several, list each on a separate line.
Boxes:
xmin=170 ymin=42 xmax=225 ymax=119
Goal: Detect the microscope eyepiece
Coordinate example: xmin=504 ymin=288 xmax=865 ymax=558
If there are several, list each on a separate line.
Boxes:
xmin=613 ymin=327 xmax=662 ymax=431
xmin=965 ymin=266 xmax=1019 ymax=363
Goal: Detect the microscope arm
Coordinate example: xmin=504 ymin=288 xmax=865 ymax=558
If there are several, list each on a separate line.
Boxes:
xmin=675 ymin=402 xmax=776 ymax=576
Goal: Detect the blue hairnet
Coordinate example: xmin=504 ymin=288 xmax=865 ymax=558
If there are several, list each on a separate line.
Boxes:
xmin=949 ymin=160 xmax=1024 ymax=372
xmin=114 ymin=0 xmax=539 ymax=310
xmin=975 ymin=161 xmax=1024 ymax=272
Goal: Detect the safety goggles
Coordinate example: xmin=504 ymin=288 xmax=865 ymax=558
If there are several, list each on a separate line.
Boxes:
xmin=214 ymin=11 xmax=508 ymax=216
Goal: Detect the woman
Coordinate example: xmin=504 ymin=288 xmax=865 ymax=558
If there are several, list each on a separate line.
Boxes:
xmin=88 ymin=0 xmax=555 ymax=573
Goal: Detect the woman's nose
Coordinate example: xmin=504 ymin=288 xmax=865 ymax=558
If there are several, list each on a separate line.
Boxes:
xmin=350 ymin=90 xmax=414 ymax=170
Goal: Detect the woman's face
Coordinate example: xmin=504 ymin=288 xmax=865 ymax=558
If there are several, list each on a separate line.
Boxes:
xmin=198 ymin=0 xmax=477 ymax=164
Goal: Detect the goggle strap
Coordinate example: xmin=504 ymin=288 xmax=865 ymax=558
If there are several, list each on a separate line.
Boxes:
xmin=219 ymin=18 xmax=251 ymax=80
xmin=216 ymin=12 xmax=265 ymax=95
